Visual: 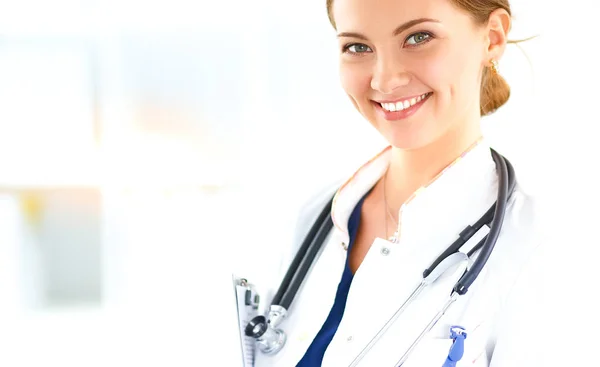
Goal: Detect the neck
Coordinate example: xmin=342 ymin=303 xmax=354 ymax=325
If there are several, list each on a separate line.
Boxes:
xmin=385 ymin=123 xmax=483 ymax=215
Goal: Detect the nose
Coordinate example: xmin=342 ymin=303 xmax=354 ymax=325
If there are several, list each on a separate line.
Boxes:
xmin=370 ymin=55 xmax=411 ymax=95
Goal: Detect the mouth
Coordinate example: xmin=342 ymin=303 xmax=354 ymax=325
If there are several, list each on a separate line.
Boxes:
xmin=373 ymin=92 xmax=433 ymax=121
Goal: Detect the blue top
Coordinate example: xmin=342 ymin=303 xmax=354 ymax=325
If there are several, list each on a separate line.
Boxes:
xmin=295 ymin=192 xmax=368 ymax=366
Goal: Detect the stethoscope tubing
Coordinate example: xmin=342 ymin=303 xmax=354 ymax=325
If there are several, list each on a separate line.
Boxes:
xmin=271 ymin=197 xmax=335 ymax=310
xmin=252 ymin=148 xmax=517 ymax=363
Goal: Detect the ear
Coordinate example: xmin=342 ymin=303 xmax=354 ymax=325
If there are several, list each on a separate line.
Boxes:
xmin=484 ymin=8 xmax=511 ymax=64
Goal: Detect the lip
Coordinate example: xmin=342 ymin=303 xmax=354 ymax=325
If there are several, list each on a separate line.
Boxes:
xmin=374 ymin=92 xmax=432 ymax=121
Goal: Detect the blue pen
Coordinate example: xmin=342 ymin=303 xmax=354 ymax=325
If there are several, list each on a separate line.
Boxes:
xmin=442 ymin=326 xmax=467 ymax=367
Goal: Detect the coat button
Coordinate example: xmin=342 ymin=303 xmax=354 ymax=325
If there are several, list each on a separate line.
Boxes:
xmin=380 ymin=247 xmax=390 ymax=256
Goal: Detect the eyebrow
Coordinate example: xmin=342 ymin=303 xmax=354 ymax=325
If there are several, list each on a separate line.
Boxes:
xmin=337 ymin=18 xmax=440 ymax=40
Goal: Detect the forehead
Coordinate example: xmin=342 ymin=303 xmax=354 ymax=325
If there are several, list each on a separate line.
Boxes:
xmin=332 ymin=0 xmax=471 ymax=33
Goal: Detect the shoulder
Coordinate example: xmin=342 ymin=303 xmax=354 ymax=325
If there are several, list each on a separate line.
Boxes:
xmin=289 ymin=179 xmax=342 ymax=248
xmin=459 ymin=184 xmax=546 ymax=364
xmin=494 ymin=184 xmax=542 ymax=269
xmin=276 ymin=177 xmax=343 ymax=278
xmin=486 ymin=188 xmax=547 ymax=365
xmin=250 ymin=177 xmax=343 ymax=310
xmin=487 ymin=183 xmax=544 ymax=298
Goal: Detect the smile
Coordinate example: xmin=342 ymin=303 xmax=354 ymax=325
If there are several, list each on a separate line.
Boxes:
xmin=374 ymin=92 xmax=433 ymax=121
xmin=378 ymin=92 xmax=432 ymax=112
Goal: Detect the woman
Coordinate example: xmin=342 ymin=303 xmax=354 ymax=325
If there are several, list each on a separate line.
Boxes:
xmin=253 ymin=0 xmax=543 ymax=365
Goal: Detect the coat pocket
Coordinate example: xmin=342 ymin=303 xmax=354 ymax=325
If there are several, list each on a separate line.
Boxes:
xmin=401 ymin=336 xmax=489 ymax=367
xmin=401 ymin=337 xmax=454 ymax=367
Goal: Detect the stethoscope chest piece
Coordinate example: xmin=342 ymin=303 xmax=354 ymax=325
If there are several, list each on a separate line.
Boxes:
xmin=245 ymin=314 xmax=287 ymax=354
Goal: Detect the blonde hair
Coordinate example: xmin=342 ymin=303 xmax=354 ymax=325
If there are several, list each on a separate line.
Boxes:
xmin=326 ymin=0 xmax=525 ymax=116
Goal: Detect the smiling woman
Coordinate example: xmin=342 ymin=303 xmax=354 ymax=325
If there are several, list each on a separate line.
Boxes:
xmin=250 ymin=0 xmax=544 ymax=366
xmin=329 ymin=0 xmax=513 ymax=152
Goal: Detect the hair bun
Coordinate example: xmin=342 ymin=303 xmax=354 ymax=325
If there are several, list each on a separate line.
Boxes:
xmin=480 ymin=67 xmax=511 ymax=116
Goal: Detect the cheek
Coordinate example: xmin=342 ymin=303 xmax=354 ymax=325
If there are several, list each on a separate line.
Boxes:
xmin=433 ymin=45 xmax=481 ymax=97
xmin=410 ymin=47 xmax=476 ymax=108
xmin=410 ymin=48 xmax=453 ymax=94
xmin=339 ymin=62 xmax=372 ymax=101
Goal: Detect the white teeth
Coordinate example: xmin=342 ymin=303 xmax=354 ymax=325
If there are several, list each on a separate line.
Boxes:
xmin=381 ymin=102 xmax=400 ymax=111
xmin=379 ymin=93 xmax=431 ymax=112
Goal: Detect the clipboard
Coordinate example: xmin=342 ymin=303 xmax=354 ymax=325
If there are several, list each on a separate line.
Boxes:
xmin=233 ymin=275 xmax=260 ymax=367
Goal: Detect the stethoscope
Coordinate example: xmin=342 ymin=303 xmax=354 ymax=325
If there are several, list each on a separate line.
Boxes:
xmin=245 ymin=148 xmax=516 ymax=366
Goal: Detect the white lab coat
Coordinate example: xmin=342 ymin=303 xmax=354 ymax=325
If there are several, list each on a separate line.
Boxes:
xmin=253 ymin=140 xmax=544 ymax=367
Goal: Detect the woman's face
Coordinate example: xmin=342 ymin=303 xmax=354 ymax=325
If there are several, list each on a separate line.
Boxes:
xmin=332 ymin=0 xmax=500 ymax=150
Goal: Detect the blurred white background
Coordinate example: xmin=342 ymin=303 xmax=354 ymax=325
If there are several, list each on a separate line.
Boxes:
xmin=0 ymin=0 xmax=597 ymax=366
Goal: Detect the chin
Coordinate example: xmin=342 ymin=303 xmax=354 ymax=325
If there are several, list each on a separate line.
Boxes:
xmin=359 ymin=100 xmax=437 ymax=151
xmin=376 ymin=118 xmax=438 ymax=151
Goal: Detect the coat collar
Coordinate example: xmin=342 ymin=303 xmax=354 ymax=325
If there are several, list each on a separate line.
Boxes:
xmin=331 ymin=138 xmax=498 ymax=248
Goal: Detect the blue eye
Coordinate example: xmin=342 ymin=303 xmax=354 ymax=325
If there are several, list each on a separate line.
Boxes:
xmin=344 ymin=43 xmax=372 ymax=54
xmin=405 ymin=32 xmax=432 ymax=46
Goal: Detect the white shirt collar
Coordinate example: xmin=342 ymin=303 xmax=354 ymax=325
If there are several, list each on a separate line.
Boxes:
xmin=331 ymin=139 xmax=498 ymax=248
